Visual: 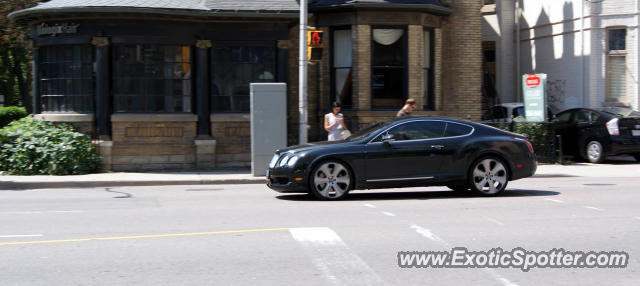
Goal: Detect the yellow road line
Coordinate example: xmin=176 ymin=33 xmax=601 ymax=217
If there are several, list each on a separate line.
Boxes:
xmin=0 ymin=227 xmax=289 ymax=246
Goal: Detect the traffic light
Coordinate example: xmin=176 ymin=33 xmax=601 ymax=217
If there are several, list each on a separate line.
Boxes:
xmin=307 ymin=30 xmax=324 ymax=62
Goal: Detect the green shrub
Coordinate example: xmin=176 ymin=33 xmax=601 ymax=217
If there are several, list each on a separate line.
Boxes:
xmin=0 ymin=106 xmax=28 ymax=129
xmin=0 ymin=117 xmax=101 ymax=175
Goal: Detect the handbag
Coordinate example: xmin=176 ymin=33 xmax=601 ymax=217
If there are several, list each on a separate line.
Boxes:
xmin=340 ymin=129 xmax=351 ymax=140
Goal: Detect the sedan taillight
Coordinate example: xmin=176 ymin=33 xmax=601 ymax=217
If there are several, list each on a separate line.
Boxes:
xmin=606 ymin=118 xmax=620 ymax=136
xmin=525 ymin=140 xmax=534 ymax=153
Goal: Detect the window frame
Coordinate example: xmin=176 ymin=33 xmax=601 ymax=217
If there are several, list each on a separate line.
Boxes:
xmin=210 ymin=41 xmax=277 ymax=113
xmin=370 ymin=25 xmax=408 ymax=110
xmin=38 ymin=45 xmax=95 ymax=114
xmin=112 ymin=44 xmax=194 ymax=113
xmin=330 ymin=26 xmax=353 ymax=109
xmin=423 ymin=27 xmax=435 ymax=110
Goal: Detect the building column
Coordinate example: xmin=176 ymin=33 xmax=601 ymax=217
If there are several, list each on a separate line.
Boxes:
xmin=92 ymin=36 xmax=110 ymax=139
xmin=195 ymin=40 xmax=212 ymax=137
xmin=31 ymin=43 xmax=41 ymax=114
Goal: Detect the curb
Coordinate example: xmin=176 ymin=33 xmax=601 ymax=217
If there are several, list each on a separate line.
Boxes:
xmin=0 ymin=178 xmax=267 ymax=190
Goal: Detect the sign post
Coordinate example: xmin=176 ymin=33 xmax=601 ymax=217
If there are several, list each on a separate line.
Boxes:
xmin=522 ymin=73 xmax=547 ymax=122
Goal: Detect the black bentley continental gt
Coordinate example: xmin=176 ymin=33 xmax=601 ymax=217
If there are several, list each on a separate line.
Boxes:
xmin=267 ymin=116 xmax=537 ymax=200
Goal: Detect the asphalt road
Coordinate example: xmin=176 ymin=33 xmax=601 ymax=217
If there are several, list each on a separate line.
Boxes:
xmin=1 ymin=177 xmax=638 ymax=285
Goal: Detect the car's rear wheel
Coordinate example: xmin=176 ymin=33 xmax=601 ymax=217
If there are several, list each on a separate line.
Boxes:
xmin=586 ymin=140 xmax=605 ymax=163
xmin=309 ymin=160 xmax=352 ymax=200
xmin=469 ymin=157 xmax=509 ymax=196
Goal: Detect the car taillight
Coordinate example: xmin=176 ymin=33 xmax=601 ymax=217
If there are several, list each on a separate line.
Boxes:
xmin=525 ymin=140 xmax=534 ymax=153
xmin=606 ymin=118 xmax=619 ymax=136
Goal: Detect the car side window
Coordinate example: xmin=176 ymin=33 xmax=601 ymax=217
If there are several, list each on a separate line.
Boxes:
xmin=444 ymin=122 xmax=473 ymax=137
xmin=573 ymin=110 xmax=589 ymax=123
xmin=590 ymin=112 xmax=600 ymax=122
xmin=374 ymin=121 xmax=446 ymax=142
xmin=552 ymin=111 xmax=572 ymax=123
xmin=513 ymin=107 xmax=525 ymax=118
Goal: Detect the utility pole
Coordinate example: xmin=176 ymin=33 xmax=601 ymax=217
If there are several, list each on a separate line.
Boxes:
xmin=298 ymin=0 xmax=308 ymax=144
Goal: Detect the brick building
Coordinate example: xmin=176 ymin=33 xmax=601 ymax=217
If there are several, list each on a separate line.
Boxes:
xmin=10 ymin=0 xmax=482 ymax=171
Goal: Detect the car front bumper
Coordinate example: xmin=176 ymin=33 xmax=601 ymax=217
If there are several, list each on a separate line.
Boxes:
xmin=266 ymin=168 xmax=309 ymax=193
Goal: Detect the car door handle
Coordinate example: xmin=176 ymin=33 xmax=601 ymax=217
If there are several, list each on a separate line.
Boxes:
xmin=429 ymin=145 xmax=445 ymax=150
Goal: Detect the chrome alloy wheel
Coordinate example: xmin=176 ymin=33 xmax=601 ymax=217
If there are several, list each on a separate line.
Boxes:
xmin=311 ymin=161 xmax=351 ymax=199
xmin=586 ymin=141 xmax=603 ymax=163
xmin=471 ymin=158 xmax=508 ymax=195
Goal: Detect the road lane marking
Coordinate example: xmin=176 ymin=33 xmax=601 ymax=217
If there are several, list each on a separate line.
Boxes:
xmin=0 ymin=228 xmax=288 ymax=246
xmin=382 ymin=212 xmax=396 ymax=217
xmin=487 ymin=218 xmax=505 ymax=226
xmin=409 ymin=224 xmax=518 ymax=286
xmin=544 ymin=198 xmax=564 ymax=203
xmin=363 ymin=203 xmax=376 ymax=208
xmin=289 ymin=227 xmax=384 ymax=285
xmin=0 ymin=234 xmax=43 ymax=238
xmin=584 ymin=206 xmax=604 ymax=211
xmin=0 ymin=210 xmax=84 ymax=215
xmin=410 ymin=224 xmax=444 ymax=243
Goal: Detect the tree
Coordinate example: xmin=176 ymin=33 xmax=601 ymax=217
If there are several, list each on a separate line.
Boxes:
xmin=1 ymin=0 xmax=40 ymax=113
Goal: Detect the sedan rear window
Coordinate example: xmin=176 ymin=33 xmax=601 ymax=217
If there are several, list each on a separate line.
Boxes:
xmin=444 ymin=122 xmax=473 ymax=137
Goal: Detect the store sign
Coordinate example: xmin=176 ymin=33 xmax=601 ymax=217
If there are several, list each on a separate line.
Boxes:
xmin=522 ymin=73 xmax=547 ymax=122
xmin=37 ymin=23 xmax=80 ymax=37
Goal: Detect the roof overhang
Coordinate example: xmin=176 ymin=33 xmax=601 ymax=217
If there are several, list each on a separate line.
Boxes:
xmin=309 ymin=3 xmax=453 ymax=15
xmin=9 ymin=7 xmax=299 ymax=24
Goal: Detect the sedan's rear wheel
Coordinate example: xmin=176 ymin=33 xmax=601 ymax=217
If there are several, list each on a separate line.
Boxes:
xmin=469 ymin=157 xmax=509 ymax=196
xmin=309 ymin=160 xmax=351 ymax=200
xmin=586 ymin=140 xmax=605 ymax=163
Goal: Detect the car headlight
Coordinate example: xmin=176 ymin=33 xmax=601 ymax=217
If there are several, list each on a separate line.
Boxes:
xmin=286 ymin=155 xmax=299 ymax=167
xmin=269 ymin=154 xmax=279 ymax=168
xmin=278 ymin=153 xmax=291 ymax=167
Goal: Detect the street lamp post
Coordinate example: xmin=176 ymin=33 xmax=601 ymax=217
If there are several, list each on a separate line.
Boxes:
xmin=298 ymin=0 xmax=308 ymax=144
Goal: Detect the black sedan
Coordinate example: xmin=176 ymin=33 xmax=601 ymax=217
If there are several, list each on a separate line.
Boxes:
xmin=553 ymin=107 xmax=640 ymax=163
xmin=266 ymin=116 xmax=537 ymax=200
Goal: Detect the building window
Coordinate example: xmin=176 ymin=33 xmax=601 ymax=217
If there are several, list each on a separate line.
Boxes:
xmin=609 ymin=29 xmax=626 ymax=51
xmin=423 ymin=29 xmax=434 ymax=110
xmin=113 ymin=45 xmax=192 ymax=113
xmin=606 ymin=28 xmax=627 ymax=103
xmin=372 ymin=27 xmax=406 ymax=109
xmin=211 ymin=46 xmax=275 ymax=113
xmin=39 ymin=45 xmax=94 ymax=113
xmin=332 ymin=28 xmax=353 ymax=108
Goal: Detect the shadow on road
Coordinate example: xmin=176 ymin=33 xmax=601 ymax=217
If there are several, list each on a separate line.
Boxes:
xmin=276 ymin=189 xmax=559 ymax=201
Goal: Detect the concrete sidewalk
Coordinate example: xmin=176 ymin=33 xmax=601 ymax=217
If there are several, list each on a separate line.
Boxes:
xmin=1 ymin=159 xmax=638 ymax=190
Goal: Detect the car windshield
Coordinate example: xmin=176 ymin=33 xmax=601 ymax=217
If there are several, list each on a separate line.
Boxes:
xmin=346 ymin=120 xmax=395 ymax=141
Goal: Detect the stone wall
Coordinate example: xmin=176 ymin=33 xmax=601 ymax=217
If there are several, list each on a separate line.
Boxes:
xmin=110 ymin=114 xmax=197 ymax=171
xmin=210 ymin=114 xmax=251 ymax=168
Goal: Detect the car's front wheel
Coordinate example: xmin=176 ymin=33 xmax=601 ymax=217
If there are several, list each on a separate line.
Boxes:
xmin=469 ymin=157 xmax=509 ymax=196
xmin=309 ymin=160 xmax=352 ymax=200
xmin=586 ymin=140 xmax=605 ymax=163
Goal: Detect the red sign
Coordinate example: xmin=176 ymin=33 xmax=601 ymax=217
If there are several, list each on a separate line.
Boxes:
xmin=526 ymin=74 xmax=541 ymax=87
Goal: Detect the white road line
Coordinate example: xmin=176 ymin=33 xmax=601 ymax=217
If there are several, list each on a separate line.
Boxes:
xmin=289 ymin=227 xmax=384 ymax=286
xmin=0 ymin=234 xmax=43 ymax=238
xmin=544 ymin=198 xmax=565 ymax=203
xmin=409 ymin=224 xmax=518 ymax=286
xmin=363 ymin=203 xmax=376 ymax=208
xmin=487 ymin=218 xmax=505 ymax=226
xmin=410 ymin=224 xmax=445 ymax=243
xmin=584 ymin=206 xmax=604 ymax=211
xmin=0 ymin=210 xmax=84 ymax=215
xmin=382 ymin=212 xmax=396 ymax=217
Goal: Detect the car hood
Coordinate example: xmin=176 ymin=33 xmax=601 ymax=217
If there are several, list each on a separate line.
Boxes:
xmin=276 ymin=140 xmax=354 ymax=154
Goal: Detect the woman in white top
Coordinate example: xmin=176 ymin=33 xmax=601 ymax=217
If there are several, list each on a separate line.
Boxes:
xmin=324 ymin=102 xmax=345 ymax=141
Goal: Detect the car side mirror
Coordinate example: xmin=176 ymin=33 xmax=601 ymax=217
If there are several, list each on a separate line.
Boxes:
xmin=382 ymin=133 xmax=395 ymax=147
